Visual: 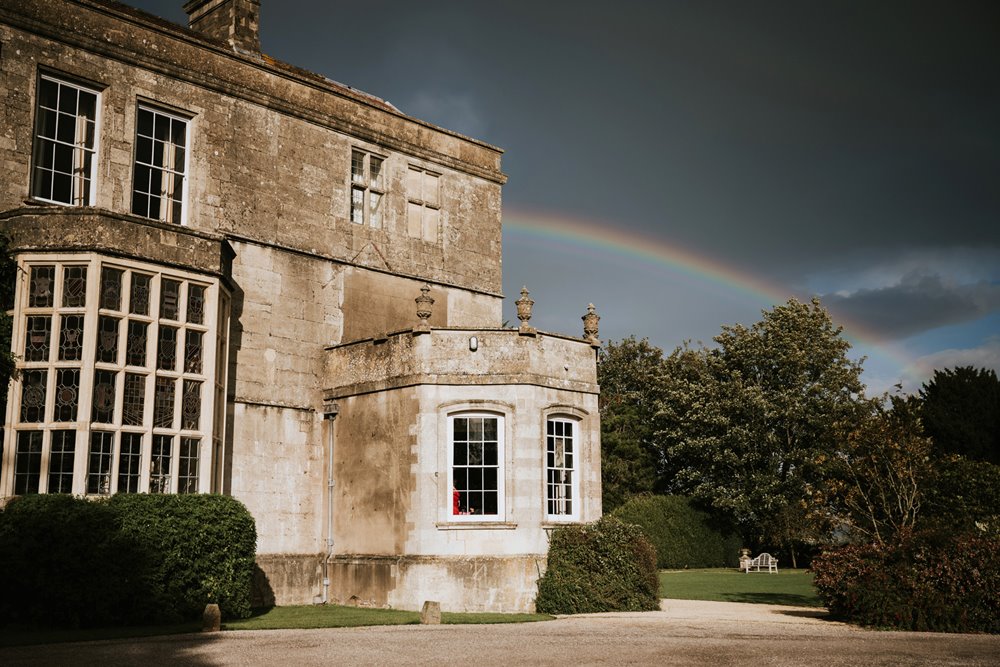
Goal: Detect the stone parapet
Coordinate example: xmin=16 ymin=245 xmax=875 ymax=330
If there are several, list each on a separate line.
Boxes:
xmin=324 ymin=328 xmax=600 ymax=400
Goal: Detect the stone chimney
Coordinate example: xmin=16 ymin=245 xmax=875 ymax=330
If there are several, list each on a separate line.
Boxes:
xmin=183 ymin=0 xmax=260 ymax=53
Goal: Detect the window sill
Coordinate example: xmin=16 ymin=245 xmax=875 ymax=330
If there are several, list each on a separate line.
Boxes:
xmin=435 ymin=521 xmax=518 ymax=530
xmin=542 ymin=520 xmax=583 ymax=528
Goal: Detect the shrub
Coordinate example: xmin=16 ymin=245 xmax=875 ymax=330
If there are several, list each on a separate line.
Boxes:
xmin=612 ymin=495 xmax=741 ymax=568
xmin=535 ymin=516 xmax=659 ymax=614
xmin=110 ymin=494 xmax=257 ymax=622
xmin=812 ymin=531 xmax=1000 ymax=633
xmin=0 ymin=494 xmax=257 ymax=628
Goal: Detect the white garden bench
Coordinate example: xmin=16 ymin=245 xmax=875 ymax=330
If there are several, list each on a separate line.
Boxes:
xmin=743 ymin=552 xmax=778 ymax=573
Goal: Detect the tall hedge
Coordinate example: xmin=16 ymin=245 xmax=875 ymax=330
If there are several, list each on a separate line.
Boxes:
xmin=612 ymin=495 xmax=741 ymax=568
xmin=812 ymin=531 xmax=1000 ymax=633
xmin=0 ymin=494 xmax=257 ymax=628
xmin=535 ymin=516 xmax=660 ymax=614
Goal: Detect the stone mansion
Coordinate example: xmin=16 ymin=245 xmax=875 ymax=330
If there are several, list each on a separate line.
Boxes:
xmin=0 ymin=0 xmax=601 ymax=611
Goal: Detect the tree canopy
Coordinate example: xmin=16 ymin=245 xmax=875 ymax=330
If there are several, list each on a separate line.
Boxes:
xmin=654 ymin=298 xmax=867 ymax=551
xmin=597 ymin=337 xmax=664 ymax=511
xmin=919 ymin=366 xmax=1000 ymax=464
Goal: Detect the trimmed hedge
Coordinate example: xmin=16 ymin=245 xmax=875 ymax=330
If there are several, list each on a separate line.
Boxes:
xmin=0 ymin=494 xmax=257 ymax=628
xmin=812 ymin=531 xmax=1000 ymax=633
xmin=535 ymin=516 xmax=659 ymax=614
xmin=612 ymin=495 xmax=741 ymax=569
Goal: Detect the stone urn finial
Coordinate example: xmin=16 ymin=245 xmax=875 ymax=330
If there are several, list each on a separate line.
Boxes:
xmin=516 ymin=286 xmax=535 ymax=334
xmin=415 ymin=284 xmax=435 ymax=332
xmin=582 ymin=303 xmax=600 ymax=345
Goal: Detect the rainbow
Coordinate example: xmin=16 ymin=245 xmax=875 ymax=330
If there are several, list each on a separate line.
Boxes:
xmin=503 ymin=208 xmax=913 ymax=377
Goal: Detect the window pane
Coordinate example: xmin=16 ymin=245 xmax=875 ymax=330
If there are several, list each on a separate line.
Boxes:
xmin=122 ymin=372 xmax=146 ymax=426
xmin=48 ymin=430 xmax=77 ymax=494
xmin=184 ymin=330 xmax=203 ymax=374
xmin=29 ymin=266 xmax=55 ymax=308
xmin=118 ymin=433 xmax=143 ymax=493
xmin=178 ymin=437 xmax=199 ymax=494
xmin=95 ymin=315 xmax=120 ymax=364
xmin=86 ymin=431 xmax=114 ymax=495
xmin=153 ymin=377 xmax=175 ymax=428
xmin=24 ymin=316 xmax=52 ymax=362
xmin=92 ymin=369 xmax=117 ymax=423
xmin=351 ymin=187 xmax=365 ymax=224
xmin=187 ymin=285 xmax=205 ymax=324
xmin=150 ymin=435 xmax=172 ymax=494
xmin=100 ymin=267 xmax=123 ymax=310
xmin=58 ymin=314 xmax=85 ymax=361
xmin=130 ymin=273 xmax=151 ymax=315
xmin=160 ymin=279 xmax=180 ymax=320
xmin=157 ymin=325 xmax=178 ymax=370
xmin=369 ymin=156 xmax=383 ymax=189
xmin=20 ymin=370 xmax=47 ymax=423
xmin=126 ymin=320 xmax=149 ymax=366
xmin=62 ymin=266 xmax=87 ymax=308
xmin=14 ymin=431 xmax=44 ymax=495
xmin=182 ymin=380 xmax=201 ymax=430
xmin=351 ymin=150 xmax=365 ymax=183
xmin=53 ymin=368 xmax=80 ymax=422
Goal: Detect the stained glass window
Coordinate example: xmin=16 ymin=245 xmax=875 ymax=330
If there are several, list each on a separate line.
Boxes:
xmin=187 ymin=284 xmax=205 ymax=324
xmin=130 ymin=273 xmax=151 ymax=315
xmin=58 ymin=314 xmax=85 ymax=361
xmin=157 ymin=325 xmax=178 ymax=370
xmin=28 ymin=265 xmax=55 ymax=308
xmin=62 ymin=266 xmax=87 ymax=307
xmin=122 ymin=372 xmax=146 ymax=426
xmin=184 ymin=330 xmax=203 ymax=374
xmin=95 ymin=315 xmax=120 ymax=364
xmin=126 ymin=320 xmax=148 ymax=366
xmin=20 ymin=370 xmax=47 ymax=423
xmin=154 ymin=377 xmax=175 ymax=428
xmin=160 ymin=278 xmax=180 ymax=320
xmin=53 ymin=368 xmax=80 ymax=422
xmin=91 ymin=369 xmax=117 ymax=424
xmin=182 ymin=380 xmax=201 ymax=430
xmin=100 ymin=266 xmax=123 ymax=310
xmin=24 ymin=316 xmax=52 ymax=362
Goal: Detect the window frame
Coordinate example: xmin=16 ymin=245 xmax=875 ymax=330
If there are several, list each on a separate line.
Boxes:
xmin=29 ymin=72 xmax=102 ymax=207
xmin=349 ymin=148 xmax=386 ymax=228
xmin=406 ymin=165 xmax=440 ymax=243
xmin=544 ymin=415 xmax=581 ymax=522
xmin=446 ymin=411 xmax=506 ymax=523
xmin=0 ymin=253 xmax=225 ymax=498
xmin=130 ymin=102 xmax=191 ymax=225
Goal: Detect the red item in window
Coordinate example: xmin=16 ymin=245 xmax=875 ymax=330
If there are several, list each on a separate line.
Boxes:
xmin=452 ymin=486 xmax=460 ymax=515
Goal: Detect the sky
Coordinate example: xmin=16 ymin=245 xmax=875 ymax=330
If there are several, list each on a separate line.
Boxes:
xmin=127 ymin=0 xmax=1000 ymax=395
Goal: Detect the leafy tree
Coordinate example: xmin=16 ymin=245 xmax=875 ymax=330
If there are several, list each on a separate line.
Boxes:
xmin=919 ymin=366 xmax=1000 ymax=464
xmin=828 ymin=395 xmax=933 ymax=546
xmin=657 ymin=298 xmax=867 ymax=557
xmin=597 ymin=337 xmax=664 ymax=511
xmin=922 ymin=456 xmax=1000 ymax=536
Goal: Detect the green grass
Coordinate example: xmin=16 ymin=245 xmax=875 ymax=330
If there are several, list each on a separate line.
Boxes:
xmin=0 ymin=606 xmax=553 ymax=646
xmin=223 ymin=605 xmax=553 ymax=630
xmin=659 ymin=568 xmax=824 ymax=607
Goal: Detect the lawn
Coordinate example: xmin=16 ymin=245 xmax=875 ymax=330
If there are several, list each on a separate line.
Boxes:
xmin=223 ymin=605 xmax=553 ymax=630
xmin=659 ymin=568 xmax=824 ymax=607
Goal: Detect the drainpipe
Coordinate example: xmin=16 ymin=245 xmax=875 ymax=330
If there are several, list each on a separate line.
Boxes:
xmin=322 ymin=400 xmax=339 ymax=604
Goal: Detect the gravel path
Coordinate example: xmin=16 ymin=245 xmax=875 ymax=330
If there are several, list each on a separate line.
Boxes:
xmin=3 ymin=599 xmax=996 ymax=666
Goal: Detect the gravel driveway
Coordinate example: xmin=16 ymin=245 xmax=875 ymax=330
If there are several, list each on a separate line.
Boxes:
xmin=3 ymin=599 xmax=996 ymax=666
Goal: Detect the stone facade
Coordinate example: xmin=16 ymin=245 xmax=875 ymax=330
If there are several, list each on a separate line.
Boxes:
xmin=0 ymin=0 xmax=600 ymax=611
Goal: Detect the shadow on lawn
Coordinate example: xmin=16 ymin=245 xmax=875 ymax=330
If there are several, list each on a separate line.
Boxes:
xmin=721 ymin=592 xmax=824 ymax=607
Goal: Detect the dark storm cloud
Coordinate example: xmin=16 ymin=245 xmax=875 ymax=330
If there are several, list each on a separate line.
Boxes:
xmin=823 ymin=272 xmax=1000 ymax=341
